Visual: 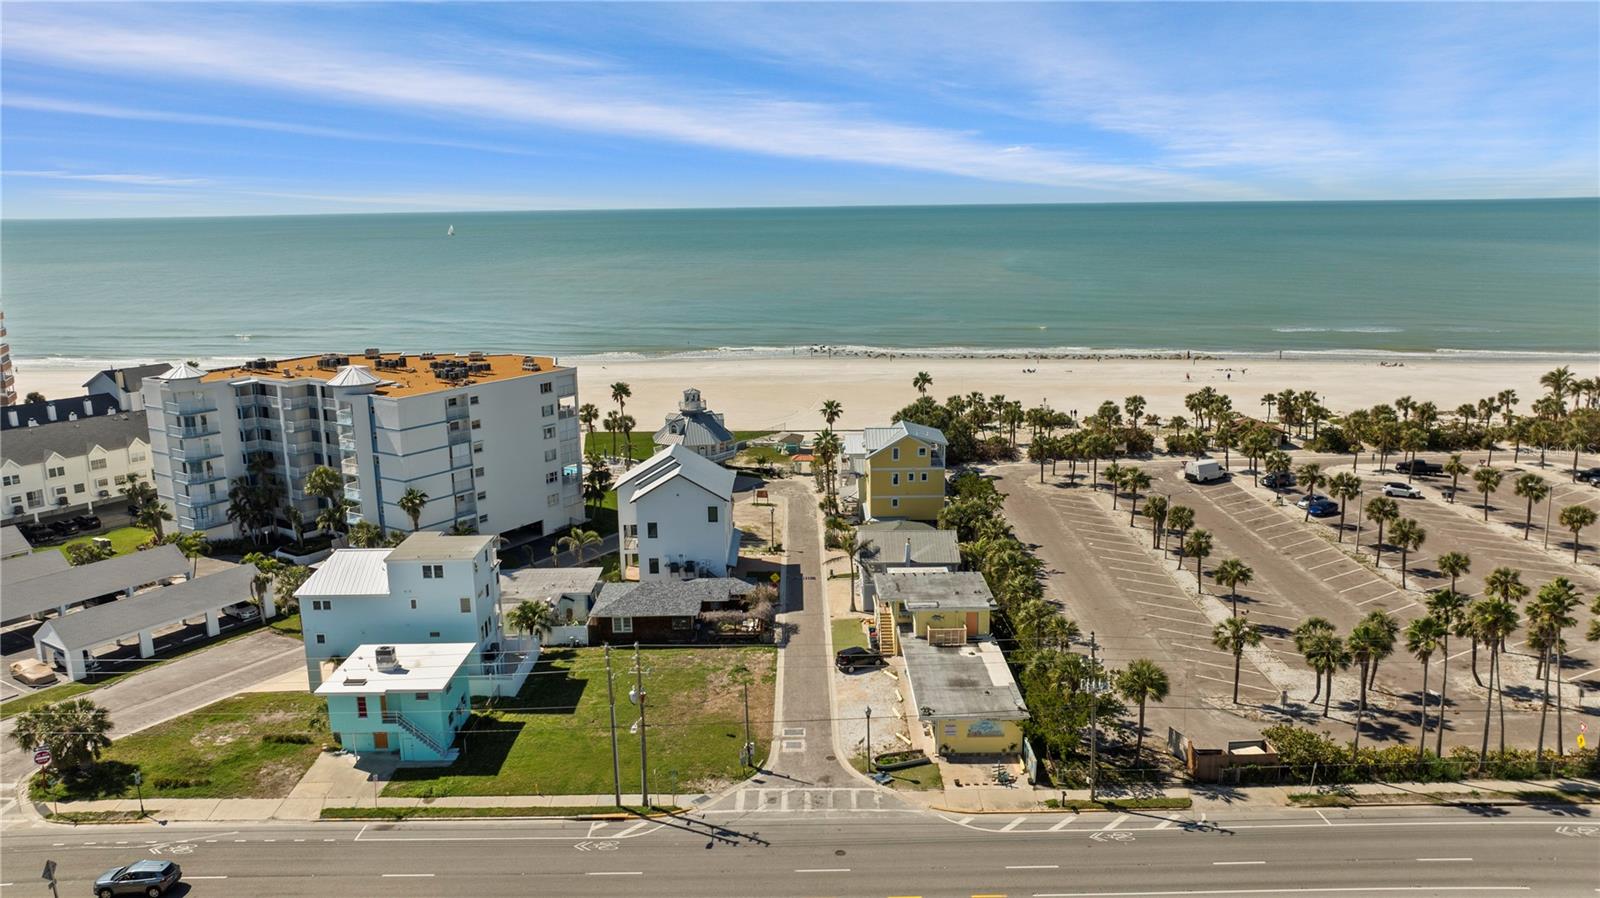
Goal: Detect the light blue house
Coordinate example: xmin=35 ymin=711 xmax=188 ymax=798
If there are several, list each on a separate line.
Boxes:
xmin=315 ymin=643 xmax=475 ymax=764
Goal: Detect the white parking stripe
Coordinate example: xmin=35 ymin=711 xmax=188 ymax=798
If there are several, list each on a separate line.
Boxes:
xmin=1136 ymin=600 xmax=1203 ymax=615
xmin=1324 ymin=568 xmax=1367 ymax=582
xmin=1306 ymin=558 xmax=1347 ymax=571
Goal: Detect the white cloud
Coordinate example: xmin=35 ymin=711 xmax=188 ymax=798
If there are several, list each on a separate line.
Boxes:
xmin=4 ymin=169 xmax=211 ymax=186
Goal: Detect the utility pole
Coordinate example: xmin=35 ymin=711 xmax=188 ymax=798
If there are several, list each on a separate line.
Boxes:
xmin=865 ymin=706 xmax=873 ymax=772
xmin=633 ymin=641 xmax=649 ymax=808
xmin=1087 ymin=631 xmax=1103 ymax=802
xmin=769 ymin=504 xmax=776 ymax=548
xmin=1354 ymin=489 xmax=1363 ymax=553
xmin=605 ymin=645 xmax=621 ymax=807
xmin=1543 ymin=485 xmax=1556 ymax=550
xmin=741 ymin=678 xmax=752 ymax=768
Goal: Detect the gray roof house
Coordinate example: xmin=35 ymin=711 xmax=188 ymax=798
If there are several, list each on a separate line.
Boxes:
xmin=83 ymin=362 xmax=170 ymax=411
xmin=653 ymin=388 xmax=736 ymax=463
xmin=854 ymin=520 xmax=961 ymax=612
xmin=586 ymin=577 xmax=754 ymax=644
xmin=1 ymin=394 xmax=126 ymax=431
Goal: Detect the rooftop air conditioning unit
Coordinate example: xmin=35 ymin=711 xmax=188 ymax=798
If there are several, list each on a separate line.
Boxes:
xmin=374 ymin=645 xmax=399 ymax=671
xmin=467 ymin=351 xmax=485 ymax=361
xmin=364 ymin=348 xmax=381 ymax=359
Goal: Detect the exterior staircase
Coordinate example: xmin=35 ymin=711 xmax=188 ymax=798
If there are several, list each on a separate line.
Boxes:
xmin=384 ymin=710 xmax=461 ymax=763
xmin=876 ymin=603 xmax=899 ymax=656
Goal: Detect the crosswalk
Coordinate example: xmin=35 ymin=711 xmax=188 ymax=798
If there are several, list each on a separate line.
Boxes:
xmin=720 ymin=786 xmax=900 ymax=813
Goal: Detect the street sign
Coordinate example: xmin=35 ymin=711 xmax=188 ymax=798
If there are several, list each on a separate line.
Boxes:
xmin=32 ymin=747 xmax=51 ymax=767
xmin=41 ymin=860 xmax=56 ymax=882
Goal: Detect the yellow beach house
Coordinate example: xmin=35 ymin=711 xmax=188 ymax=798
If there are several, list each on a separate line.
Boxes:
xmin=845 ymin=421 xmax=947 ymax=523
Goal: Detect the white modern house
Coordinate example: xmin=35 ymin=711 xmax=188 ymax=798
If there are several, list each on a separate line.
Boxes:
xmin=140 ymin=351 xmax=583 ymax=538
xmin=83 ymin=363 xmax=171 ymax=412
xmin=2 ymin=396 xmax=153 ymax=522
xmin=653 ymin=388 xmax=736 ymax=462
xmin=617 ymin=445 xmax=739 ymax=582
xmin=295 ymin=532 xmax=529 ymax=694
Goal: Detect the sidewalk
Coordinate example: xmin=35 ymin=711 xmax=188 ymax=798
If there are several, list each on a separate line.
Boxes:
xmin=26 ymin=790 xmax=713 ymax=823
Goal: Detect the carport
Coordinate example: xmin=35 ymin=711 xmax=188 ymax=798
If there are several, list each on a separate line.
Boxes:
xmin=33 ymin=564 xmax=259 ymax=681
xmin=0 ymin=543 xmax=187 ymax=627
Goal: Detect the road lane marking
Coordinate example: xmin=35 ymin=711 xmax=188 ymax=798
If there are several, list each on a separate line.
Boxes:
xmin=1049 ymin=819 xmax=1075 ymax=831
xmin=1324 ymin=569 xmax=1366 ymax=582
xmin=381 ymin=873 xmax=436 ymax=878
xmin=1316 ymin=810 xmax=1331 ymax=825
xmin=1416 ymin=858 xmax=1473 ymax=862
xmin=587 ymin=871 xmax=643 ymax=876
xmin=1099 ymin=813 xmax=1130 ymax=831
xmin=613 ymin=820 xmax=652 ymax=837
xmin=1195 ymin=673 xmax=1278 ymax=693
xmin=796 ymin=868 xmax=851 ymax=873
xmin=1009 ymin=865 xmax=1060 ymax=869
xmin=1153 ymin=818 xmax=1175 ymax=829
xmin=1032 ymin=887 xmax=1530 ymax=897
xmin=1278 ymin=537 xmax=1321 ymax=550
xmin=1000 ymin=817 xmax=1026 ymax=832
xmin=1306 ymin=558 xmax=1347 ymax=571
xmin=187 ymin=876 xmax=229 ymax=880
xmin=1135 ymin=600 xmax=1202 ymax=614
xmin=1213 ymin=861 xmax=1266 ymax=865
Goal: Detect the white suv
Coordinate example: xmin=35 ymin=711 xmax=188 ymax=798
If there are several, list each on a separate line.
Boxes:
xmin=1382 ymin=482 xmax=1423 ymax=499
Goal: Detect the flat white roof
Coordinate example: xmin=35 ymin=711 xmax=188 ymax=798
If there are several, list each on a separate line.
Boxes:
xmin=386 ymin=532 xmax=495 ymax=562
xmin=315 ymin=643 xmax=476 ymax=695
xmin=295 ymin=549 xmax=392 ymax=597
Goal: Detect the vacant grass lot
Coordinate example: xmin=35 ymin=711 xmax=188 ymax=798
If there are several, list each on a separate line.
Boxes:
xmin=42 ymin=525 xmax=154 ymax=558
xmin=832 ymin=617 xmax=869 ymax=651
xmin=585 ymin=430 xmax=773 ymax=462
xmin=850 ymin=753 xmax=944 ymax=791
xmin=31 ymin=692 xmax=328 ymax=801
xmin=385 ymin=647 xmax=775 ymax=797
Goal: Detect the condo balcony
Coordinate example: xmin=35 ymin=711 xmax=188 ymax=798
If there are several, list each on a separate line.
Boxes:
xmin=174 ymin=442 xmax=225 ymax=462
xmin=166 ymin=421 xmax=221 ymax=439
xmin=174 ymin=467 xmax=226 ymax=487
xmin=162 ymin=398 xmax=218 ymax=417
xmin=446 ymin=404 xmax=471 ymax=421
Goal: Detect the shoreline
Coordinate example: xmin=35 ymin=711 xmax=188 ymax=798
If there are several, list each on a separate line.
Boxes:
xmin=12 ymin=353 xmax=1591 ymax=434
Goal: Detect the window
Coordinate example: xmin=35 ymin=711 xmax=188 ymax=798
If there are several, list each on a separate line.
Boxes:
xmin=89 ymin=458 xmax=107 ymax=471
xmin=646 ymin=522 xmax=658 ymax=539
xmin=615 ymin=617 xmax=633 ymax=633
xmin=544 ymin=449 xmax=557 ymax=462
xmin=73 ymin=484 xmax=85 ymax=494
xmin=478 ymin=514 xmax=488 ymax=523
xmin=540 ymin=382 xmax=553 ymax=394
xmin=890 ymin=498 xmax=900 ymax=508
xmin=95 ymin=478 xmax=110 ymax=489
xmin=471 ymin=419 xmax=481 ymax=430
xmin=429 ymin=631 xmax=441 ymax=638
xmin=26 ymin=490 xmax=44 ymax=508
xmin=114 ymin=474 xmax=127 ymax=484
xmin=921 ymin=472 xmax=929 ymax=482
xmin=460 ymin=597 xmax=471 ymax=613
xmin=356 ymin=696 xmax=368 ymax=718
xmin=47 ymin=466 xmax=66 ymax=478
xmin=469 ymin=395 xmax=479 ymax=405
xmin=673 ymin=616 xmax=692 ymax=630
xmin=918 ymin=446 xmax=927 ymax=457
xmin=415 ymin=692 xmax=429 ymax=701
xmin=542 ymin=404 xmax=555 ymax=417
xmin=474 ymin=467 xmax=485 ymax=477
xmin=891 ymin=447 xmax=900 ymax=461
xmin=648 ymin=558 xmax=660 ymax=575
xmin=422 ymin=564 xmax=444 ymax=579
xmin=473 ymin=441 xmax=484 ymax=454
xmin=1 ymin=474 xmax=17 ymax=486
xmin=543 ymin=426 xmax=556 ymax=439
xmin=410 ymin=599 xmax=417 ymax=610
xmin=891 ymin=473 xmax=900 ymax=486
xmin=477 ymin=491 xmax=486 ymax=500
xmin=707 ymin=506 xmax=719 ymax=523
xmin=315 ymin=634 xmax=326 ymax=644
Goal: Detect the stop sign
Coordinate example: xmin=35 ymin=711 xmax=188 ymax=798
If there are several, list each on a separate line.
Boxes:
xmin=32 ymin=747 xmax=51 ymax=767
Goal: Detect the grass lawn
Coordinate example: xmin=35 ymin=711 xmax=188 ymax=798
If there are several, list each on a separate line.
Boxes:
xmin=1 ymin=621 xmax=279 ymax=720
xmin=31 ymin=692 xmax=328 ymax=801
xmin=385 ymin=647 xmax=776 ymax=798
xmin=268 ymin=613 xmax=304 ymax=640
xmin=586 ymin=430 xmax=775 ymax=463
xmin=41 ymin=525 xmax=154 ymax=558
xmin=832 ymin=617 xmax=869 ymax=651
xmin=320 ymin=805 xmax=673 ymax=820
xmin=850 ymin=753 xmax=944 ymax=791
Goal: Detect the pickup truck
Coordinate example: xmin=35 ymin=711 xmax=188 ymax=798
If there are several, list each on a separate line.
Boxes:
xmin=1394 ymin=459 xmax=1442 ymax=476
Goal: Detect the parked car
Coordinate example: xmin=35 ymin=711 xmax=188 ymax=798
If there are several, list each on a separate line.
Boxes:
xmin=835 ymin=646 xmax=885 ymax=672
xmin=94 ymin=860 xmax=182 ymax=897
xmin=222 ymin=601 xmax=261 ymax=622
xmin=1184 ymin=459 xmax=1228 ymax=483
xmin=1395 ymin=459 xmax=1442 ymax=476
xmin=9 ymin=659 xmax=57 ymax=686
xmin=72 ymin=514 xmax=103 ymax=531
xmin=1295 ymin=493 xmax=1331 ymax=509
xmin=1577 ymin=467 xmax=1600 ymax=486
xmin=1261 ymin=471 xmax=1296 ymax=490
xmin=1303 ymin=498 xmax=1340 ymax=517
xmin=18 ymin=522 xmax=51 ymax=544
xmin=1383 ymin=482 xmax=1423 ymax=499
xmin=48 ymin=520 xmax=79 ymax=538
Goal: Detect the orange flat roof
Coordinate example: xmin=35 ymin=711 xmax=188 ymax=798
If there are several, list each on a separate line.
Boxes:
xmin=201 ymin=352 xmax=565 ymax=398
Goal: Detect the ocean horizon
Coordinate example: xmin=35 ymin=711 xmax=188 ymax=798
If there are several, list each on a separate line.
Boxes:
xmin=4 ymin=198 xmax=1597 ymax=364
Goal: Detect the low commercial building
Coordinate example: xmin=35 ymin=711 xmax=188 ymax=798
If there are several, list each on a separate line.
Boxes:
xmin=855 ymin=520 xmax=960 ymax=612
xmin=1 ymin=395 xmax=153 ymax=523
xmin=498 ymin=567 xmax=603 ymax=646
xmin=617 ymin=444 xmax=739 ymax=581
xmin=317 ymin=643 xmax=474 ymax=764
xmin=653 ymin=388 xmax=736 ymax=463
xmin=586 ymin=577 xmax=754 ymax=644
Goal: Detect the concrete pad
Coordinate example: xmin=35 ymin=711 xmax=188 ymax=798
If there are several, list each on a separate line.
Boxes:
xmin=271 ymin=798 xmax=325 ymax=821
xmin=208 ymin=799 xmax=279 ymax=820
xmin=241 ymin=666 xmax=310 ymax=693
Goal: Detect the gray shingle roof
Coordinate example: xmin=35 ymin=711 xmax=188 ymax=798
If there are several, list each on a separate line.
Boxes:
xmin=36 ymin=563 xmax=255 ymax=652
xmin=2 ymin=524 xmax=32 ymax=558
xmin=0 ymin=410 xmax=150 ymax=465
xmin=654 ymin=410 xmax=734 ymax=451
xmin=84 ymin=363 xmax=170 ymax=394
xmin=1 ymin=543 xmax=188 ymax=623
xmin=1 ymin=394 xmax=125 ymax=431
xmin=589 ymin=577 xmax=754 ymax=619
xmin=2 ymin=548 xmax=71 ymax=584
xmin=499 ymin=567 xmax=603 ymax=606
xmin=856 ymin=523 xmax=961 ymax=567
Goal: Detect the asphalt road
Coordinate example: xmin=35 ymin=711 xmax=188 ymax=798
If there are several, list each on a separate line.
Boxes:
xmin=2 ymin=805 xmax=1596 ymax=897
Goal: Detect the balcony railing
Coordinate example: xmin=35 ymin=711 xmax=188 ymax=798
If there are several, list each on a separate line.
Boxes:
xmin=175 ymin=442 xmax=225 ymax=462
xmin=174 ymin=467 xmax=226 ymax=486
xmin=166 ymin=422 xmax=221 ymax=439
xmin=446 ymin=404 xmax=471 ymax=421
xmin=162 ymin=399 xmax=217 ymax=417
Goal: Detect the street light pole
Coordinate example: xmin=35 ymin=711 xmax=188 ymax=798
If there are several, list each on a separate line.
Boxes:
xmin=1543 ymin=485 xmax=1556 ymax=550
xmin=634 ymin=641 xmax=649 ymax=808
xmin=605 ymin=645 xmax=621 ymax=807
xmin=865 ymin=706 xmax=873 ymax=773
xmin=1087 ymin=631 xmax=1102 ymax=802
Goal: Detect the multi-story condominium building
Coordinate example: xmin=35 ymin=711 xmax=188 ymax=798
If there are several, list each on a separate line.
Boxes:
xmin=0 ymin=309 xmax=16 ymax=406
xmin=140 ymin=351 xmax=583 ymax=538
xmin=83 ymin=363 xmax=170 ymax=412
xmin=844 ymin=422 xmax=948 ymax=522
xmin=1 ymin=396 xmax=152 ymax=522
xmin=617 ymin=444 xmax=739 ymax=581
xmin=295 ymin=532 xmax=504 ymax=690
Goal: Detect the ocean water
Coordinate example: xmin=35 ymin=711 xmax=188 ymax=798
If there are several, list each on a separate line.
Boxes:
xmin=2 ymin=199 xmax=1596 ymax=364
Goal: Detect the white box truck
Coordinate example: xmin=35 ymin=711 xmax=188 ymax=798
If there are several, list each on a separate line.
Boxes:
xmin=1184 ymin=459 xmax=1227 ymax=483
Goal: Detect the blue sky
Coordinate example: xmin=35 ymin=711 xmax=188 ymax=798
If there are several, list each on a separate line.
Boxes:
xmin=2 ymin=2 xmax=1596 ymax=218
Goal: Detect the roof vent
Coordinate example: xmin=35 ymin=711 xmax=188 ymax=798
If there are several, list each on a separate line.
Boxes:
xmin=374 ymin=645 xmax=400 ymax=672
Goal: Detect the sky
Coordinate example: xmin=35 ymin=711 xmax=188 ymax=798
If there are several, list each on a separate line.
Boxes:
xmin=2 ymin=2 xmax=1596 ymax=218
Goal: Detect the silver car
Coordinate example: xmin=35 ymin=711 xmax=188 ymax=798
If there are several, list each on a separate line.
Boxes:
xmin=1383 ymin=482 xmax=1423 ymax=499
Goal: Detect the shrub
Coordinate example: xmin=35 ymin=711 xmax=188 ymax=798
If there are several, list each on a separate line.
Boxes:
xmin=262 ymin=733 xmax=315 ymax=745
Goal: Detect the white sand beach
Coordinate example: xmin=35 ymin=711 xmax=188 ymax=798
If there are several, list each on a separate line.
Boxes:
xmin=13 ymin=355 xmax=1592 ymax=434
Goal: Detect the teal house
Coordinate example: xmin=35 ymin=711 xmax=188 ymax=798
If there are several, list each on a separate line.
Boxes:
xmin=315 ymin=643 xmax=474 ymax=764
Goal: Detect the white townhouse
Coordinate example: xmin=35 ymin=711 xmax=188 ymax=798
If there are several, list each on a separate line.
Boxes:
xmin=140 ymin=351 xmax=584 ymax=539
xmin=1 ymin=396 xmax=153 ymax=522
xmin=82 ymin=363 xmax=171 ymax=412
xmin=295 ymin=532 xmax=506 ymax=690
xmin=617 ymin=444 xmax=739 ymax=582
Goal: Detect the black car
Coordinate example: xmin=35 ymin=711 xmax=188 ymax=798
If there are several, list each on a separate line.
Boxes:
xmin=18 ymin=522 xmax=52 ymax=544
xmin=1394 ymin=459 xmax=1442 ymax=476
xmin=1261 ymin=471 xmax=1296 ymax=490
xmin=1577 ymin=467 xmax=1600 ymax=486
xmin=93 ymin=860 xmax=182 ymax=897
xmin=835 ymin=646 xmax=885 ymax=672
xmin=49 ymin=520 xmax=80 ymax=537
xmin=72 ymin=514 xmax=103 ymax=531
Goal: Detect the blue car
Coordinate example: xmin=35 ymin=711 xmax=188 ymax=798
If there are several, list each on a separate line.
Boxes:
xmin=1304 ymin=498 xmax=1340 ymax=517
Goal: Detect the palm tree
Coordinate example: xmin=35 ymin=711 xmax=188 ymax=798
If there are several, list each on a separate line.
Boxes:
xmin=1183 ymin=528 xmax=1212 ymax=592
xmin=1116 ymin=659 xmax=1170 ymax=758
xmin=1442 ymin=453 xmax=1469 ymax=504
xmin=610 ymin=381 xmax=632 ymax=459
xmin=1121 ymin=466 xmax=1151 ymax=526
xmin=1365 ymin=496 xmax=1399 ymax=567
xmin=617 ymin=414 xmax=637 ymax=468
xmin=1359 ymin=608 xmax=1399 ymax=689
xmin=1540 ymin=365 xmax=1576 ymax=407
xmin=1560 ymin=505 xmax=1597 ymax=562
xmin=582 ymin=454 xmax=614 ymax=513
xmin=1295 ymin=463 xmax=1325 ymax=521
xmin=560 ymin=528 xmax=604 ymax=565
xmin=1212 ymin=558 xmax=1253 ymax=617
xmin=1399 ymin=428 xmax=1428 ymax=482
xmin=1142 ymin=496 xmax=1169 ymax=549
xmin=1424 ymin=588 xmax=1471 ymax=755
xmin=398 ymin=487 xmax=430 ymax=532
xmin=1528 ymin=578 xmax=1580 ymax=755
xmin=1304 ymin=631 xmax=1349 ymax=717
xmin=1327 ymin=472 xmax=1362 ymax=541
xmin=1294 ymin=617 xmax=1336 ymax=704
xmin=1471 ymin=598 xmax=1521 ymax=766
xmin=1513 ymin=473 xmax=1550 ymax=540
xmin=579 ymin=402 xmax=600 ymax=442
xmin=1261 ymin=392 xmax=1277 ymax=422
xmin=1166 ymin=505 xmax=1194 ymax=558
xmin=1404 ymin=614 xmax=1448 ymax=765
xmin=1102 ymin=461 xmax=1124 ymax=508
xmin=1436 ymin=551 xmax=1471 ymax=593
xmin=1212 ymin=617 xmax=1262 ymax=704
xmin=605 ymin=410 xmax=623 ymax=461
xmin=1347 ymin=617 xmax=1389 ymax=753
xmin=506 ymin=599 xmax=559 ymax=644
xmin=11 ymin=698 xmax=113 ymax=775
xmin=133 ymin=500 xmax=174 ymax=542
xmin=304 ymin=464 xmax=344 ymax=506
xmin=175 ymin=531 xmax=210 ymax=577
xmin=1483 ymin=565 xmax=1528 ymax=606
xmin=242 ymin=551 xmax=282 ymax=616
xmin=1389 ymin=517 xmax=1425 ymax=588
xmin=347 ymin=520 xmax=384 ymax=547
xmin=1472 ymin=467 xmax=1503 ymax=521
xmin=820 ymin=399 xmax=843 ymax=429
xmin=1263 ymin=449 xmax=1292 ymax=487
xmin=913 ymin=371 xmax=932 ymax=396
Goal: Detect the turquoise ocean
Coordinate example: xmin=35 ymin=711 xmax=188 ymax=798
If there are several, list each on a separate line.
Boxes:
xmin=2 ymin=198 xmax=1596 ymax=364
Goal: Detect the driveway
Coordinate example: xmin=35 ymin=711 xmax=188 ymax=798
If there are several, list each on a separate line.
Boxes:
xmin=0 ymin=628 xmax=305 ymax=809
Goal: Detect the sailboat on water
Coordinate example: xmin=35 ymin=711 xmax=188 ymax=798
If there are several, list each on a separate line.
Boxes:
xmin=447 ymin=224 xmax=455 ymax=237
